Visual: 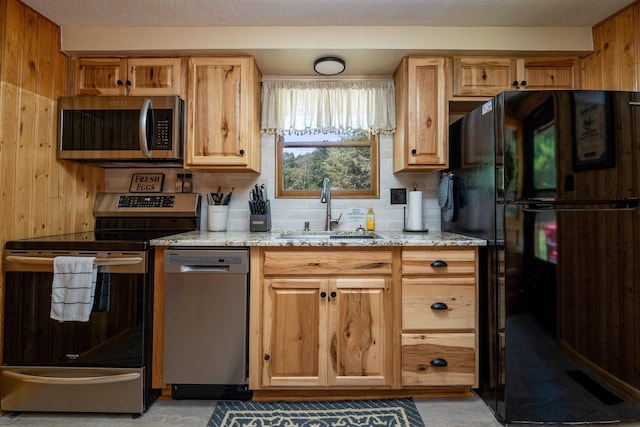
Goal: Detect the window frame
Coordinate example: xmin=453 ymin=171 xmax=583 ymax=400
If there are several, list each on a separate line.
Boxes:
xmin=275 ymin=134 xmax=379 ymax=199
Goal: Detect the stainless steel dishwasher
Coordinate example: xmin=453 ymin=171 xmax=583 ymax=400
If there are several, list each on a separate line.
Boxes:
xmin=163 ymin=248 xmax=250 ymax=399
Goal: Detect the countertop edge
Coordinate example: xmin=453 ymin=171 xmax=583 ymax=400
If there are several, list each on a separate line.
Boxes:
xmin=150 ymin=230 xmax=487 ymax=247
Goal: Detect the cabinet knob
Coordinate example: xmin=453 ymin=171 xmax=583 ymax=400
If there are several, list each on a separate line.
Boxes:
xmin=320 ymin=291 xmax=327 ymax=298
xmin=430 ymin=302 xmax=449 ymax=310
xmin=330 ymin=291 xmax=337 ymax=298
xmin=411 ymin=149 xmax=417 ymax=155
xmin=264 ymin=354 xmax=270 ymax=361
xmin=239 ymin=149 xmax=245 ymax=155
xmin=482 ymin=73 xmax=487 ymax=80
xmin=512 ymin=80 xmax=519 ymax=87
xmin=430 ymin=358 xmax=448 ymax=367
xmin=430 ymin=260 xmax=448 ymax=268
xmin=520 ymin=80 xmax=527 ymax=87
xmin=116 ymin=80 xmax=123 ymax=86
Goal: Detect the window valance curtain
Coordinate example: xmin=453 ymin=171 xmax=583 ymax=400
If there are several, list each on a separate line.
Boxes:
xmin=260 ymin=79 xmax=396 ymax=136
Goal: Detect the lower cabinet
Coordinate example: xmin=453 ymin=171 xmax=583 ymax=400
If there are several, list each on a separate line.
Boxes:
xmin=251 ymin=246 xmax=479 ymax=395
xmin=262 ymin=277 xmax=391 ymax=388
xmin=401 ymin=247 xmax=479 ymax=389
xmin=255 ymin=248 xmax=394 ymax=390
xmin=402 ymin=333 xmax=476 ymax=386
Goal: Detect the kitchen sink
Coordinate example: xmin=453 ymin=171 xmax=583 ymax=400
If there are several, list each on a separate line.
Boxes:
xmin=279 ymin=231 xmax=383 ymax=240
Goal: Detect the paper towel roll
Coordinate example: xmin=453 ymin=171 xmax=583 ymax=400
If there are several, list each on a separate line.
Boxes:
xmin=406 ymin=191 xmax=423 ymax=231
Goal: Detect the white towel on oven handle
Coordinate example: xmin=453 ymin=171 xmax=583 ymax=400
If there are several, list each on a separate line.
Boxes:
xmin=50 ymin=256 xmax=97 ymax=322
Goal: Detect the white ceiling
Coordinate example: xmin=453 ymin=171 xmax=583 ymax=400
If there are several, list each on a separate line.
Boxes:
xmin=21 ymin=0 xmax=635 ymax=76
xmin=21 ymin=0 xmax=633 ymax=27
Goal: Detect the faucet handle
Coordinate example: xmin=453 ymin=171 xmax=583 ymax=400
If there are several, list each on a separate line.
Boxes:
xmin=330 ymin=212 xmax=343 ymax=226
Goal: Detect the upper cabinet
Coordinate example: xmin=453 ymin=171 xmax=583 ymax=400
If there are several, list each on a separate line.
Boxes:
xmin=73 ymin=57 xmax=184 ymax=96
xmin=393 ymin=57 xmax=448 ymax=172
xmin=184 ymin=56 xmax=262 ymax=172
xmin=451 ymin=56 xmax=581 ymax=98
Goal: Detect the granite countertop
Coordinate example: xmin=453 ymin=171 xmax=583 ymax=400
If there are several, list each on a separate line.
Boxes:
xmin=150 ymin=229 xmax=486 ymax=247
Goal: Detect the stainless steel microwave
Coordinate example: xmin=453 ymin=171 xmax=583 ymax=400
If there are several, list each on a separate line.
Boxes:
xmin=58 ymin=95 xmax=184 ymax=167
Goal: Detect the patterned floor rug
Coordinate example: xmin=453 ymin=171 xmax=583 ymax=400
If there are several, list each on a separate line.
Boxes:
xmin=207 ymin=398 xmax=425 ymax=427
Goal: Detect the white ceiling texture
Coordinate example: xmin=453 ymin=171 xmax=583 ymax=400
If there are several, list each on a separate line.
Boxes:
xmin=21 ymin=0 xmax=635 ymax=75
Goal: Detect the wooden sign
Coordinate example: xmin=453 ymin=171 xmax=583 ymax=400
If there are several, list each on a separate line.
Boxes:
xmin=129 ymin=173 xmax=164 ymax=193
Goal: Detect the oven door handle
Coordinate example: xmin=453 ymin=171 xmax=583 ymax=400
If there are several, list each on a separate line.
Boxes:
xmin=3 ymin=370 xmax=140 ymax=385
xmin=5 ymin=255 xmax=143 ymax=266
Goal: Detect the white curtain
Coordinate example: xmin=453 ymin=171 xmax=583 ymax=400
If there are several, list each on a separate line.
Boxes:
xmin=260 ymin=79 xmax=396 ymax=136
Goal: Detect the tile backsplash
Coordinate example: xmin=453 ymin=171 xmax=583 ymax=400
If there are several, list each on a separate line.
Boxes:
xmin=104 ymin=134 xmax=442 ymax=232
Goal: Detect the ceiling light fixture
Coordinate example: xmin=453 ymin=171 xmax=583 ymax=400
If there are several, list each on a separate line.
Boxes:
xmin=313 ymin=56 xmax=346 ymax=76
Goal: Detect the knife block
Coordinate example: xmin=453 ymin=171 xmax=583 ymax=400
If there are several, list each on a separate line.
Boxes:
xmin=250 ymin=200 xmax=271 ymax=232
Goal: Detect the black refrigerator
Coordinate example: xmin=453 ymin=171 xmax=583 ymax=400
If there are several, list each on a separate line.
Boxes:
xmin=443 ymin=90 xmax=640 ymax=424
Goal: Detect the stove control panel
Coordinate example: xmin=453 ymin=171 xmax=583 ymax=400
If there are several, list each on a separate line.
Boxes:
xmin=118 ymin=195 xmax=175 ymax=208
xmin=94 ymin=192 xmax=200 ymax=217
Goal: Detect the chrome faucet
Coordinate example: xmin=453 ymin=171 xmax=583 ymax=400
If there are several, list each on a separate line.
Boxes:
xmin=320 ymin=177 xmax=341 ymax=231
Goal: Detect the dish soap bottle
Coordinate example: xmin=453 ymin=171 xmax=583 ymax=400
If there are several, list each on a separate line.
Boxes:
xmin=366 ymin=207 xmax=375 ymax=231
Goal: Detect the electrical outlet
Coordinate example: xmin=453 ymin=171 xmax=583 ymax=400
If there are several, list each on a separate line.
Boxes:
xmin=390 ymin=188 xmax=407 ymax=204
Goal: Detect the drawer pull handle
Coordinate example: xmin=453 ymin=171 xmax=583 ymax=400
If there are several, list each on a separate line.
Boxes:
xmin=430 ymin=358 xmax=448 ymax=367
xmin=430 ymin=260 xmax=448 ymax=268
xmin=430 ymin=302 xmax=448 ymax=310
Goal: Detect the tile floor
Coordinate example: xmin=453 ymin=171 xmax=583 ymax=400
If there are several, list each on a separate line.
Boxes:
xmin=0 ymin=394 xmax=639 ymax=426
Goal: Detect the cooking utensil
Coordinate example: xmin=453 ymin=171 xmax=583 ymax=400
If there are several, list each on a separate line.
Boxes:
xmin=209 ymin=185 xmax=233 ymax=205
xmin=249 ymin=183 xmax=268 ymax=214
xmin=222 ymin=187 xmax=234 ymax=205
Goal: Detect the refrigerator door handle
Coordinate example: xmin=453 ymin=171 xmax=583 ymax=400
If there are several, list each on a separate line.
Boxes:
xmin=501 ymin=198 xmax=640 ymax=212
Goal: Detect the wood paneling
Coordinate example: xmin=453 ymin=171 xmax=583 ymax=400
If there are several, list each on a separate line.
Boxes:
xmin=583 ymin=2 xmax=640 ymax=91
xmin=0 ymin=0 xmax=104 ymax=362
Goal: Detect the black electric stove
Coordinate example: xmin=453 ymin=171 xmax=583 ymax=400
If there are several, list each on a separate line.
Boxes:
xmin=5 ymin=192 xmax=201 ymax=251
xmin=1 ymin=192 xmax=200 ymax=415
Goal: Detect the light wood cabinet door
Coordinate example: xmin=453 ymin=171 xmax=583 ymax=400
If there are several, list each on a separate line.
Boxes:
xmin=262 ymin=278 xmax=327 ymax=388
xmin=393 ymin=57 xmax=448 ymax=172
xmin=126 ymin=58 xmax=183 ymax=96
xmin=518 ymin=58 xmax=581 ymax=91
xmin=452 ymin=57 xmax=516 ymax=97
xmin=452 ymin=56 xmax=581 ymax=98
xmin=261 ymin=276 xmax=391 ymax=389
xmin=73 ymin=57 xmax=183 ymax=96
xmin=328 ymin=278 xmax=391 ymax=387
xmin=74 ymin=58 xmax=127 ymax=95
xmin=184 ymin=56 xmax=261 ymax=172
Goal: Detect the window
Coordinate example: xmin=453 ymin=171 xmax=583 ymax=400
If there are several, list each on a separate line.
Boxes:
xmin=276 ymin=132 xmax=379 ymax=198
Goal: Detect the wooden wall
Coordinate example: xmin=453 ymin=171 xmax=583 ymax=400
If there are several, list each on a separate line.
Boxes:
xmin=0 ymin=0 xmax=104 ymax=357
xmin=582 ymin=1 xmax=640 ymax=91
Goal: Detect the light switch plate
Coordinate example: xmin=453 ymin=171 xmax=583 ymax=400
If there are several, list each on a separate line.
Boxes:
xmin=390 ymin=188 xmax=407 ymax=204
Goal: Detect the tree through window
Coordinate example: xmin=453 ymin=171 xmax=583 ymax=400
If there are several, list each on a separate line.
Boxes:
xmin=276 ymin=132 xmax=379 ymax=198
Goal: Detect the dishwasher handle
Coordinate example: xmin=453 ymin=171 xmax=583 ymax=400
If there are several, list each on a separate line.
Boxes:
xmin=178 ymin=265 xmax=231 ymax=273
xmin=164 ymin=249 xmax=249 ymax=274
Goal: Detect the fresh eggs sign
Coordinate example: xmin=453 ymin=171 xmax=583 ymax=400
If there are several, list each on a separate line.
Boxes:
xmin=129 ymin=173 xmax=164 ymax=192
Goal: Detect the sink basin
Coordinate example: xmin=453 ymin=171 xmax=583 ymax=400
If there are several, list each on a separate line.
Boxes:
xmin=279 ymin=231 xmax=382 ymax=240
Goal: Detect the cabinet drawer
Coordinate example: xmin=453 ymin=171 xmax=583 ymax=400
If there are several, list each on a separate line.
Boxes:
xmin=402 ymin=249 xmax=476 ymax=275
xmin=402 ymin=277 xmax=476 ymax=330
xmin=263 ymin=250 xmax=392 ymax=276
xmin=402 ymin=333 xmax=476 ymax=387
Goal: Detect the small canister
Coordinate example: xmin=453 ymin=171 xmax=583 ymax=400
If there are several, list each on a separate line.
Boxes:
xmin=175 ymin=174 xmax=184 ymax=193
